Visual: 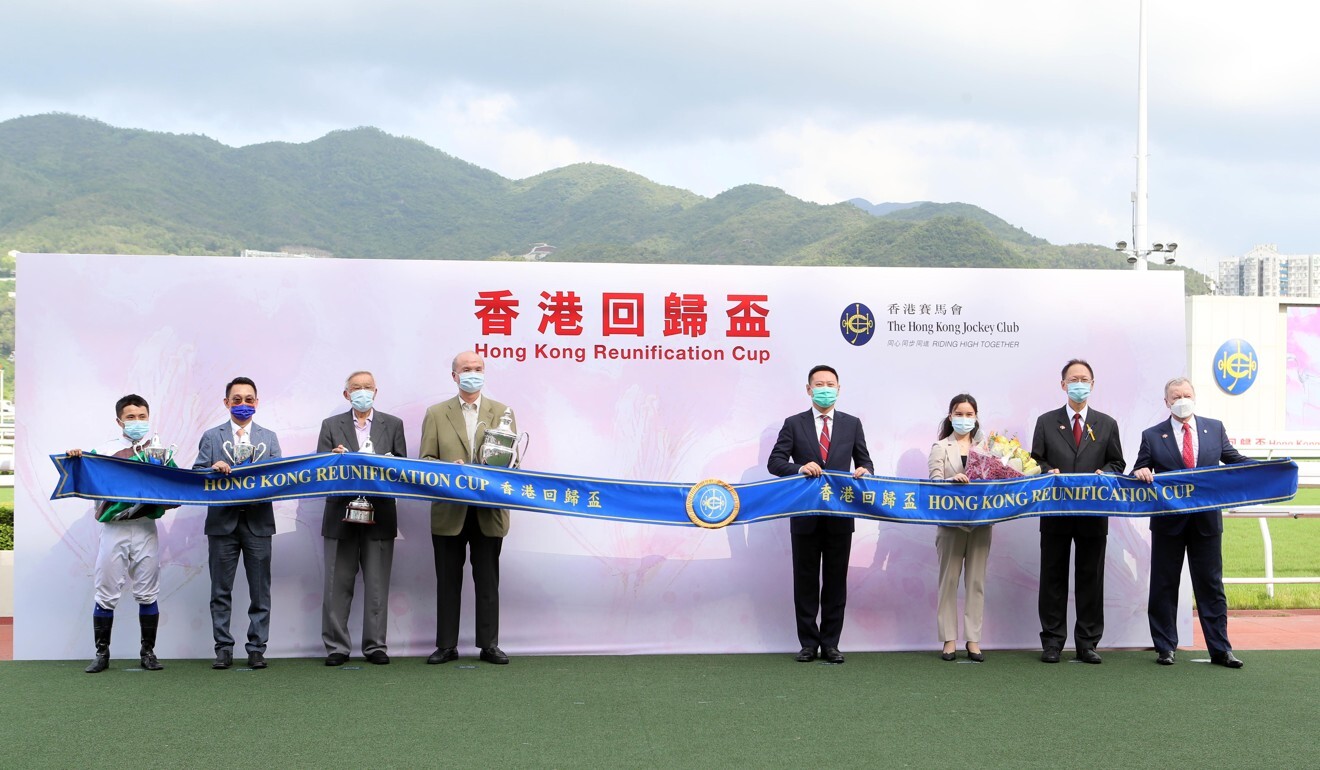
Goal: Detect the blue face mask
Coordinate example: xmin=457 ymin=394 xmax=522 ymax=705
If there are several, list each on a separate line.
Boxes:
xmin=811 ymin=387 xmax=838 ymax=409
xmin=950 ymin=417 xmax=976 ymax=436
xmin=1066 ymin=382 xmax=1092 ymax=403
xmin=349 ymin=389 xmax=375 ymax=412
xmin=230 ymin=404 xmax=256 ymax=421
xmin=458 ymin=372 xmax=485 ymax=394
xmin=122 ymin=420 xmax=150 ymax=441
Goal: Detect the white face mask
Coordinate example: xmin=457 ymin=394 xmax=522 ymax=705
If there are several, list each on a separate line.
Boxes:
xmin=1170 ymin=397 xmax=1195 ymax=420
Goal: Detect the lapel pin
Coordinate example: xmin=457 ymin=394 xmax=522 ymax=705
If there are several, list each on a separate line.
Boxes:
xmin=1160 ymin=433 xmax=1168 ymax=439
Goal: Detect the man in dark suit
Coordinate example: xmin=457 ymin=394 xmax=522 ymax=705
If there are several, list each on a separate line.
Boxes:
xmin=1029 ymin=359 xmax=1125 ymax=664
xmin=193 ymin=376 xmax=282 ymax=670
xmin=1132 ymin=376 xmax=1249 ymax=668
xmin=768 ymin=364 xmax=873 ymax=664
xmin=317 ymin=371 xmax=408 ymax=667
xmin=419 ymin=351 xmax=518 ymax=666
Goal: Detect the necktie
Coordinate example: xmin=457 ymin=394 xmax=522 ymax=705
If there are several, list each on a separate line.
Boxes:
xmin=237 ymin=427 xmax=247 ymax=444
xmin=1182 ymin=422 xmax=1195 ymax=468
xmin=819 ymin=415 xmax=831 ymax=463
xmin=1072 ymin=413 xmax=1082 ymax=447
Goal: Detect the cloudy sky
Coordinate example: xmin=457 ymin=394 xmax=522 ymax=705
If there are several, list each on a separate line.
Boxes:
xmin=6 ymin=0 xmax=1318 ymax=275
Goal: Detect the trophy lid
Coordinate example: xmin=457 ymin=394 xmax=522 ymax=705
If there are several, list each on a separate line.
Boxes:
xmin=486 ymin=408 xmax=517 ymax=438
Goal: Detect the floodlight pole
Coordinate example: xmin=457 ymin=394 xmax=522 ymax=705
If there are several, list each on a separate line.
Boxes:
xmin=1133 ymin=0 xmax=1149 ymax=271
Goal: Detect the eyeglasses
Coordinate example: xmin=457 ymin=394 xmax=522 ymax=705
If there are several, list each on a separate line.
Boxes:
xmin=1064 ymin=377 xmax=1093 ymax=385
xmin=227 ymin=395 xmax=258 ymax=405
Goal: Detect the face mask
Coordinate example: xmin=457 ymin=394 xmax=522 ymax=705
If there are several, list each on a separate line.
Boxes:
xmin=122 ymin=420 xmax=150 ymax=442
xmin=950 ymin=417 xmax=976 ymax=436
xmin=230 ymin=404 xmax=256 ymax=421
xmin=349 ymin=389 xmax=375 ymax=412
xmin=1066 ymin=382 xmax=1091 ymax=403
xmin=458 ymin=372 xmax=485 ymax=394
xmin=1170 ymin=398 xmax=1195 ymax=420
xmin=811 ymin=387 xmax=838 ymax=408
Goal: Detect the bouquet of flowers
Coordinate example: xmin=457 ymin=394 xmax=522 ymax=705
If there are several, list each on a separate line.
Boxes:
xmin=964 ymin=432 xmax=1042 ymax=480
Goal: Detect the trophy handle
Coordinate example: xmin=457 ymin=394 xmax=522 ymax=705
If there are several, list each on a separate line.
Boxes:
xmin=221 ymin=440 xmax=237 ymax=465
xmin=513 ymin=433 xmax=530 ymax=469
xmin=251 ymin=442 xmax=268 ymax=463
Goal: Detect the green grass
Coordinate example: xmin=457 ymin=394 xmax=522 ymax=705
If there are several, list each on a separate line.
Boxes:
xmin=1221 ymin=488 xmax=1320 ymax=609
xmin=0 ymin=653 xmax=1317 ymax=768
xmin=0 ymin=485 xmax=12 ymax=505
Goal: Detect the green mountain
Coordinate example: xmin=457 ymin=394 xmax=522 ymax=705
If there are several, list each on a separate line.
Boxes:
xmin=0 ymin=113 xmax=1209 ymax=294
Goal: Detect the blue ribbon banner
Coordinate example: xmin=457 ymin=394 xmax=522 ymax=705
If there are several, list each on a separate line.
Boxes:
xmin=50 ymin=453 xmax=1298 ymax=528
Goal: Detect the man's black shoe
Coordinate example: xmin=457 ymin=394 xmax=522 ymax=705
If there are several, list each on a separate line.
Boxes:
xmin=325 ymin=653 xmax=349 ymax=666
xmin=1077 ymin=649 xmax=1102 ymax=664
xmin=212 ymin=649 xmax=233 ymax=670
xmin=821 ymin=647 xmax=845 ymax=664
xmin=1156 ymin=650 xmax=1175 ymax=666
xmin=426 ymin=647 xmax=458 ymax=665
xmin=480 ymin=646 xmax=510 ymax=665
xmin=365 ymin=651 xmax=390 ymax=665
xmin=247 ymin=652 xmax=267 ymax=669
xmin=1210 ymin=651 xmax=1244 ymax=669
xmin=1041 ymin=648 xmax=1061 ymax=664
xmin=794 ymin=647 xmax=817 ymax=663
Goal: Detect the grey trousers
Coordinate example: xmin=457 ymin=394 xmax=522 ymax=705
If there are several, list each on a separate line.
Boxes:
xmin=935 ymin=524 xmax=993 ymax=643
xmin=322 ymin=536 xmax=395 ymax=656
xmin=208 ymin=518 xmax=272 ymax=654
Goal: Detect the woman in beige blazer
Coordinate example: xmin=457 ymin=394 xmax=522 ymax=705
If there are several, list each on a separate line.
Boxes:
xmin=927 ymin=393 xmax=992 ymax=662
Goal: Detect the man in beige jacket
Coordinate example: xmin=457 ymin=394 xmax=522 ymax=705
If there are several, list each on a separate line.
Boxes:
xmin=420 ymin=350 xmax=517 ymax=665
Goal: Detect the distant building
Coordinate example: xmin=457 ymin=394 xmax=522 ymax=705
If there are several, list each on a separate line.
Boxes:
xmin=240 ymin=249 xmax=326 ymax=259
xmin=521 ymin=243 xmax=556 ymax=261
xmin=1218 ymin=244 xmax=1320 ymax=297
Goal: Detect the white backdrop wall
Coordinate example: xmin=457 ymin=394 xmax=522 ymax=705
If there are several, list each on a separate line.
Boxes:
xmin=14 ymin=254 xmax=1188 ymax=659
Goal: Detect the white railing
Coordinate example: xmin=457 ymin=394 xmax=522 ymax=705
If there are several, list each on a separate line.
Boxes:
xmin=1223 ymin=451 xmax=1320 ymax=598
xmin=1222 ymin=505 xmax=1320 ymax=597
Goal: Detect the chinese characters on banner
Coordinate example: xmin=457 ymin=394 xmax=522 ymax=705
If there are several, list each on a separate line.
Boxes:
xmin=472 ymin=290 xmax=773 ymax=364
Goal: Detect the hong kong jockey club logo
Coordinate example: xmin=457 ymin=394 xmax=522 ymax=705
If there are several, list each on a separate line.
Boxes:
xmin=1213 ymin=338 xmax=1258 ymax=395
xmin=685 ymin=479 xmax=741 ymax=528
xmin=839 ymin=303 xmax=876 ymax=346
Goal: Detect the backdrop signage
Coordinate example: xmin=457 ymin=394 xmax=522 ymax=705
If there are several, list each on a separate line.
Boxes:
xmin=16 ymin=254 xmax=1188 ymax=658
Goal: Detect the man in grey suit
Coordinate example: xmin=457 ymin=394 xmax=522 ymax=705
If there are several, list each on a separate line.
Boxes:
xmin=193 ymin=376 xmax=283 ymax=670
xmin=419 ymin=350 xmax=517 ymax=665
xmin=317 ymin=371 xmax=407 ymax=667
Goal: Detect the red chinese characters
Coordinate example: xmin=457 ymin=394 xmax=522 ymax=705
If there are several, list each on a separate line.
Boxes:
xmin=538 ymin=291 xmax=585 ymax=336
xmin=474 ymin=290 xmax=520 ymax=336
xmin=474 ymin=290 xmax=768 ymax=337
xmin=663 ymin=293 xmax=708 ymax=337
xmin=602 ymin=293 xmax=644 ymax=336
xmin=726 ymin=294 xmax=769 ymax=338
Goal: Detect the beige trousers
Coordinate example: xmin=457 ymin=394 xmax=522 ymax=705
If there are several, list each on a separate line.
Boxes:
xmin=936 ymin=524 xmax=993 ymax=643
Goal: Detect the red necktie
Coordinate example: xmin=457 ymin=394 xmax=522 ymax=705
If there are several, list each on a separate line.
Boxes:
xmin=1072 ymin=413 xmax=1082 ymax=447
xmin=1182 ymin=422 xmax=1195 ymax=468
xmin=819 ymin=415 xmax=831 ymax=463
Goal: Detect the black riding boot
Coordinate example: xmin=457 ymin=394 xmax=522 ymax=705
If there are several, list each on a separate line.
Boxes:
xmin=139 ymin=613 xmax=163 ymax=671
xmin=85 ymin=615 xmax=113 ymax=673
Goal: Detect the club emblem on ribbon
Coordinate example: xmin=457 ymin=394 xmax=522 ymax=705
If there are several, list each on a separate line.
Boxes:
xmin=685 ymin=479 xmax=740 ymax=528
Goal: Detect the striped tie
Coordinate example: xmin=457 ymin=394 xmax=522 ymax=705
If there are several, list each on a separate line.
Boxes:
xmin=819 ymin=415 xmax=831 ymax=463
xmin=1182 ymin=422 xmax=1195 ymax=468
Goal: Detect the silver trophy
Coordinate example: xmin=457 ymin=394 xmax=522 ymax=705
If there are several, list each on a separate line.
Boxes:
xmin=136 ymin=434 xmax=176 ymax=465
xmin=343 ymin=496 xmax=375 ymax=525
xmin=222 ymin=439 xmax=268 ymax=465
xmin=343 ymin=436 xmax=376 ymax=524
xmin=478 ymin=408 xmax=529 ymax=468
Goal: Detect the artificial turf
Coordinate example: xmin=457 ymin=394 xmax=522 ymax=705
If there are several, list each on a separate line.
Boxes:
xmin=1 ymin=651 xmax=1316 ymax=768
